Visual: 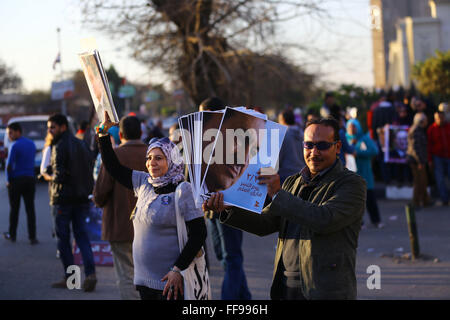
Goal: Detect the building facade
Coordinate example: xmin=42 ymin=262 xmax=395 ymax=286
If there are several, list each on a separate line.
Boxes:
xmin=370 ymin=0 xmax=433 ymax=89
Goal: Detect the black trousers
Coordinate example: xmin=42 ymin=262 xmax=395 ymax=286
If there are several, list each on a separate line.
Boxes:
xmin=366 ymin=189 xmax=381 ymax=225
xmin=136 ymin=285 xmax=184 ymax=300
xmin=136 ymin=286 xmax=165 ymax=300
xmin=7 ymin=176 xmax=36 ymax=240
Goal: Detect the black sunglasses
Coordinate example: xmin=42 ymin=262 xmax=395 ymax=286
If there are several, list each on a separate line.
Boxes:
xmin=303 ymin=141 xmax=338 ymax=150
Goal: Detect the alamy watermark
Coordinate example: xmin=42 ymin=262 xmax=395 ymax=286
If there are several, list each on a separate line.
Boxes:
xmin=66 ymin=265 xmax=81 ymax=290
xmin=366 ymin=265 xmax=381 ymax=290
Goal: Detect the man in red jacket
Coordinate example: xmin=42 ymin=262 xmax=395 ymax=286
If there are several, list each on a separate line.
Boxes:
xmin=427 ymin=111 xmax=450 ymax=206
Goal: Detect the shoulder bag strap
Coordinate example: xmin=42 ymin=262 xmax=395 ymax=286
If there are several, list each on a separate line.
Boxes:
xmin=174 ymin=182 xmax=188 ymax=253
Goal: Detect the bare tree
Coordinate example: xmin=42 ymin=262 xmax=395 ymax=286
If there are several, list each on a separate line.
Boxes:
xmin=0 ymin=59 xmax=22 ymax=94
xmin=80 ymin=0 xmax=327 ymax=106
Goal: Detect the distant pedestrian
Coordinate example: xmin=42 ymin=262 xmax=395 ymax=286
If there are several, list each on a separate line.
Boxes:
xmin=305 ymin=108 xmax=319 ymax=123
xmin=93 ymin=115 xmax=147 ymax=300
xmin=427 ymin=111 xmax=450 ymax=206
xmin=338 ymin=116 xmax=355 ymax=167
xmin=40 ymin=132 xmax=59 ymax=258
xmin=320 ymin=91 xmax=342 ymax=121
xmin=75 ymin=121 xmax=89 ymax=140
xmin=407 ymin=112 xmax=432 ymax=208
xmin=46 ymin=114 xmax=98 ymax=292
xmin=372 ymin=90 xmax=396 ymax=184
xmin=277 ymin=108 xmax=305 ymax=184
xmin=346 ymin=119 xmax=384 ymax=228
xmin=3 ymin=122 xmax=38 ymax=244
xmin=392 ymin=104 xmax=412 ymax=126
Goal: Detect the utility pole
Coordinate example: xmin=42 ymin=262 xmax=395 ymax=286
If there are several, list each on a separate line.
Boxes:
xmin=405 ymin=204 xmax=420 ymax=260
xmin=57 ymin=27 xmax=67 ymax=115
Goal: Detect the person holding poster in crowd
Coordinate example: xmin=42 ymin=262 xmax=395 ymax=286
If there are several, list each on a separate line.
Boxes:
xmin=204 ymin=118 xmax=366 ymax=300
xmin=96 ymin=112 xmax=207 ymax=300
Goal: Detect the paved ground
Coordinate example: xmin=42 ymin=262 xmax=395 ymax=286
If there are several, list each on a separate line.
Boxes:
xmin=0 ymin=171 xmax=449 ymax=300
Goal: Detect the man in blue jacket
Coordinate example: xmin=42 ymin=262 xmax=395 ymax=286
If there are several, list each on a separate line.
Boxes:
xmin=4 ymin=122 xmax=38 ymax=244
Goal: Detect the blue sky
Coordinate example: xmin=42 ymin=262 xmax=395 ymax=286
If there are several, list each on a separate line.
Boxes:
xmin=0 ymin=0 xmax=374 ymax=93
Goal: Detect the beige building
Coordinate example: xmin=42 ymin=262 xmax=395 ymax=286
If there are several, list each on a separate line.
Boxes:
xmin=387 ymin=0 xmax=450 ymax=89
xmin=370 ymin=0 xmax=435 ymax=89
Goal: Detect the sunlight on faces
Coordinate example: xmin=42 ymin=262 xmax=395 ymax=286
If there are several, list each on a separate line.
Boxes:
xmin=304 ymin=124 xmax=341 ymax=177
xmin=47 ymin=121 xmax=66 ymax=140
xmin=146 ymin=147 xmax=169 ymax=178
xmin=434 ymin=112 xmax=444 ymax=126
xmin=6 ymin=128 xmax=20 ymax=141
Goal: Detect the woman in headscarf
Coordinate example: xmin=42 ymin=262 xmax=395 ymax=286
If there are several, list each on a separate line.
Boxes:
xmin=407 ymin=112 xmax=432 ymax=208
xmin=96 ymin=112 xmax=207 ymax=300
xmin=346 ymin=118 xmax=384 ymax=228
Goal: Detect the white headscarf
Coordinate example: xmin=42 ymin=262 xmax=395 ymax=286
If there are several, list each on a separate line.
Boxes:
xmin=146 ymin=137 xmax=185 ymax=188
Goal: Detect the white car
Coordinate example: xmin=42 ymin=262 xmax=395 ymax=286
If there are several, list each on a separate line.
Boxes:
xmin=4 ymin=115 xmax=76 ymax=173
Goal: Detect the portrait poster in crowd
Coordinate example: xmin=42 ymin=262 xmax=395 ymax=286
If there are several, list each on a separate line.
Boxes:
xmin=78 ymin=50 xmax=119 ymax=123
xmin=179 ymin=107 xmax=287 ymax=213
xmin=384 ymin=125 xmax=409 ymax=163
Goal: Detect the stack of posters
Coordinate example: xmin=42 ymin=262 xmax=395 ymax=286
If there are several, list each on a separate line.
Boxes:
xmin=78 ymin=50 xmax=119 ymax=123
xmin=179 ymin=107 xmax=287 ymax=213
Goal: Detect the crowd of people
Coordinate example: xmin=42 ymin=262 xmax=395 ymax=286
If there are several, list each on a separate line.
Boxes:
xmin=3 ymin=90 xmax=449 ymax=300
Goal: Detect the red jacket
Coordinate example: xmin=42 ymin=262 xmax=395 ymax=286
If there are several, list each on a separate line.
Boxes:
xmin=427 ymin=122 xmax=450 ymax=161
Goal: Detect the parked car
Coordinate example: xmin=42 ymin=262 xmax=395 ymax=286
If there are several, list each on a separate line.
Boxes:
xmin=0 ymin=128 xmax=6 ymax=170
xmin=3 ymin=115 xmax=76 ymax=173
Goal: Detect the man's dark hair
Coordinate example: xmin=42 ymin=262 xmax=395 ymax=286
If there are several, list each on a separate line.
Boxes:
xmin=280 ymin=108 xmax=296 ymax=125
xmin=48 ymin=113 xmax=68 ymax=127
xmin=325 ymin=91 xmax=335 ymax=99
xmin=120 ymin=116 xmax=141 ymax=140
xmin=79 ymin=120 xmax=89 ymax=131
xmin=199 ymin=97 xmax=225 ymax=111
xmin=306 ymin=108 xmax=319 ymax=117
xmin=305 ymin=117 xmax=340 ymax=141
xmin=7 ymin=122 xmax=22 ymax=133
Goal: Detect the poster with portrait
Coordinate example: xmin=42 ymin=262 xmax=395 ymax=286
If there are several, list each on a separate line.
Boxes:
xmin=384 ymin=125 xmax=409 ymax=163
xmin=179 ymin=107 xmax=287 ymax=213
xmin=79 ymin=50 xmax=119 ymax=123
xmin=202 ymin=107 xmax=287 ymax=213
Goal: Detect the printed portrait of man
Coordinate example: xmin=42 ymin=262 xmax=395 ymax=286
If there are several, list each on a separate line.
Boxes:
xmin=388 ymin=127 xmax=409 ymax=163
xmin=202 ymin=108 xmax=266 ymax=194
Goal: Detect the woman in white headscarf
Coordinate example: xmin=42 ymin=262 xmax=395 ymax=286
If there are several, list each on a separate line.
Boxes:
xmin=96 ymin=113 xmax=206 ymax=300
xmin=407 ymin=112 xmax=432 ymax=208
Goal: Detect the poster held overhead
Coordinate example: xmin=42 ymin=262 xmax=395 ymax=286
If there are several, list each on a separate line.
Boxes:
xmin=78 ymin=50 xmax=119 ymax=123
